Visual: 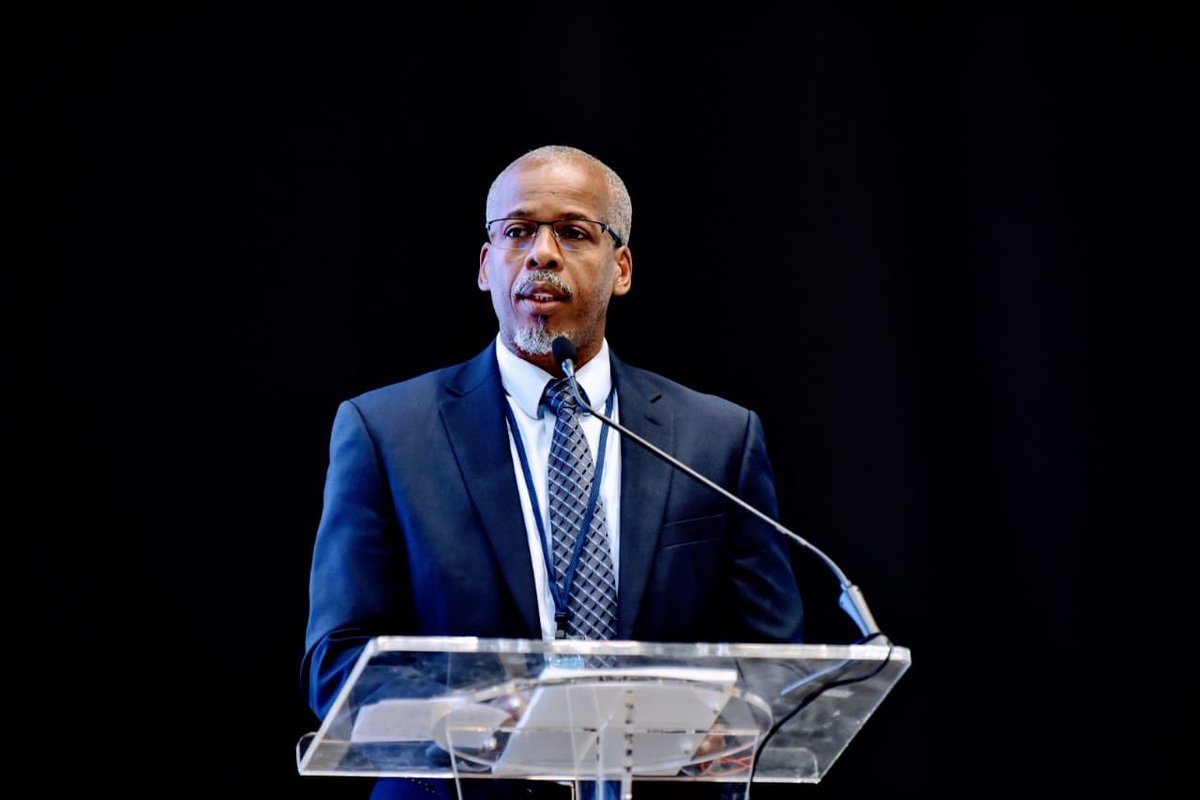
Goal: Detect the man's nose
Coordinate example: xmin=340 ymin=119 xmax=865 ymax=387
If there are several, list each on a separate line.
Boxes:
xmin=524 ymin=224 xmax=563 ymax=268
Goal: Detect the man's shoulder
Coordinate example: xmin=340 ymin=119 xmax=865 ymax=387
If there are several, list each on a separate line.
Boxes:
xmin=345 ymin=344 xmax=497 ymax=412
xmin=614 ymin=358 xmax=755 ymax=420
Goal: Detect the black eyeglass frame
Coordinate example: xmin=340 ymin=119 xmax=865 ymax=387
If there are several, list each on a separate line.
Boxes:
xmin=485 ymin=217 xmax=624 ymax=249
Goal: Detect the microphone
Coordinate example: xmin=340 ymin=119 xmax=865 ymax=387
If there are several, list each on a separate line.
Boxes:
xmin=551 ymin=335 xmax=884 ymax=642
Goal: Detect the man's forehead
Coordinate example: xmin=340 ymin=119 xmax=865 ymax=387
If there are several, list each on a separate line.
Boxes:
xmin=493 ymin=160 xmax=607 ymax=215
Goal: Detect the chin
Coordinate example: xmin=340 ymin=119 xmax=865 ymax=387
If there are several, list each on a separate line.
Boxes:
xmin=512 ymin=324 xmax=559 ymax=356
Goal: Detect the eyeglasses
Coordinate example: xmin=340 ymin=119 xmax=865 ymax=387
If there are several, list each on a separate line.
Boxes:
xmin=485 ymin=217 xmax=623 ymax=251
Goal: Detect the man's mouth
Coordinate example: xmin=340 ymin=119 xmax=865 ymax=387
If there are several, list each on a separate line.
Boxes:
xmin=515 ymin=281 xmax=571 ymax=305
xmin=518 ymin=291 xmax=568 ymax=302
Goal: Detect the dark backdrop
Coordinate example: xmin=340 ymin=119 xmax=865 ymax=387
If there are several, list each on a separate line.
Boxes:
xmin=15 ymin=4 xmax=1186 ymax=796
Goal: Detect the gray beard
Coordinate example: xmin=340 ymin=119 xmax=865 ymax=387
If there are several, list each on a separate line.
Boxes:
xmin=511 ymin=319 xmax=556 ymax=355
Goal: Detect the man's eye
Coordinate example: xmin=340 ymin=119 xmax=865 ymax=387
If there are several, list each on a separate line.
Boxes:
xmin=556 ymin=224 xmax=590 ymax=240
xmin=504 ymin=223 xmax=535 ymax=239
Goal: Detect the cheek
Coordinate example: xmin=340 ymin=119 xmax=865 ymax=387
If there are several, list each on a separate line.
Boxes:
xmin=482 ymin=251 xmax=517 ymax=288
xmin=586 ymin=266 xmax=618 ymax=302
xmin=489 ymin=286 xmax=511 ymax=314
xmin=483 ymin=263 xmax=513 ymax=296
xmin=577 ymin=283 xmax=611 ymax=317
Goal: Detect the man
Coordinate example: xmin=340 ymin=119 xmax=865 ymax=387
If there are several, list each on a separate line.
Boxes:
xmin=302 ymin=145 xmax=804 ymax=799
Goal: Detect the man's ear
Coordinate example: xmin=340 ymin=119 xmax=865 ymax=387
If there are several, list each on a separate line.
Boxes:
xmin=478 ymin=244 xmax=491 ymax=290
xmin=612 ymin=246 xmax=633 ymax=296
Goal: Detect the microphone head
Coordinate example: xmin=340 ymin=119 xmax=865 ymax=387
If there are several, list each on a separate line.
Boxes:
xmin=551 ymin=336 xmax=577 ymax=368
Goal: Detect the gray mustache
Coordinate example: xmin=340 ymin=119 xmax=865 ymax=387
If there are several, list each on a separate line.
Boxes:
xmin=514 ymin=271 xmax=572 ymax=298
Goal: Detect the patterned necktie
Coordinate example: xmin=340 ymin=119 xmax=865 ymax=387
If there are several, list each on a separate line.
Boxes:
xmin=543 ymin=377 xmax=618 ymax=642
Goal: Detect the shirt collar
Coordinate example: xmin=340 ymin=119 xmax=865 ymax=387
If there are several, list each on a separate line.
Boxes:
xmin=495 ymin=334 xmax=613 ymax=420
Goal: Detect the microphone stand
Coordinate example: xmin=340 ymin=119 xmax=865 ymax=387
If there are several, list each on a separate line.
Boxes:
xmin=556 ymin=342 xmax=884 ymax=642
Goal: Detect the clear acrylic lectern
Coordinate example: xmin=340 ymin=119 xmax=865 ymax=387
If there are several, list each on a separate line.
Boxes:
xmin=297 ymin=636 xmax=910 ymax=798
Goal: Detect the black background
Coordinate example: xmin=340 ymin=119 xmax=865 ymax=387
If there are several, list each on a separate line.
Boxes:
xmin=14 ymin=4 xmax=1188 ymax=796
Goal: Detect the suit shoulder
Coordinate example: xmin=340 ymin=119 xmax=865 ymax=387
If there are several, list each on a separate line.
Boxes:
xmin=340 ymin=345 xmax=496 ymax=417
xmin=348 ymin=366 xmax=454 ymax=409
xmin=618 ymin=363 xmax=757 ymax=422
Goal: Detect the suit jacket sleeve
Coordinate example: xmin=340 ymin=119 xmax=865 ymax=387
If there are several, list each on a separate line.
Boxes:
xmin=301 ymin=398 xmax=412 ymax=721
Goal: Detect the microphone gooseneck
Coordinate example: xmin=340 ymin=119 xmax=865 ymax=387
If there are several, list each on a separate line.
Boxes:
xmin=550 ymin=335 xmax=884 ymax=641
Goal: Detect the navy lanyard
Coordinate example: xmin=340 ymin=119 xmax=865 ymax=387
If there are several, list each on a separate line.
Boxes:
xmin=503 ymin=387 xmax=614 ymax=638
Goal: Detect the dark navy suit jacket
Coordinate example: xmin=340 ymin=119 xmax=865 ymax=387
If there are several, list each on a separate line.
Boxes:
xmin=302 ymin=342 xmax=803 ymax=799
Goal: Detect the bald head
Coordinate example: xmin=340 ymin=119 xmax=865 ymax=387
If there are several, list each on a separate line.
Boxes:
xmin=486 ymin=145 xmax=633 ymax=246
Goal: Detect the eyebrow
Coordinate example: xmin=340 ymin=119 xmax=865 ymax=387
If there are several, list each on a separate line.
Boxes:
xmin=499 ymin=210 xmax=596 ymax=222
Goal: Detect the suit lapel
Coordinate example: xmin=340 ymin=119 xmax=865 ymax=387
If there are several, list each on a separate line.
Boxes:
xmin=439 ymin=344 xmax=541 ymax=637
xmin=612 ymin=357 xmax=675 ymax=638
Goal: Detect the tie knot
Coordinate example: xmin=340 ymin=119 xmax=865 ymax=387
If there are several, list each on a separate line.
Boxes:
xmin=544 ymin=377 xmax=586 ymax=416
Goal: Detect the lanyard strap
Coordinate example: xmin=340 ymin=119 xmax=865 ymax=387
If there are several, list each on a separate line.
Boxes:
xmin=503 ymin=388 xmax=615 ymax=630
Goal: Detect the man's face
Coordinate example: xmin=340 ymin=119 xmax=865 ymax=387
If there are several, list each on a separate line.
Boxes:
xmin=478 ymin=158 xmax=632 ymax=374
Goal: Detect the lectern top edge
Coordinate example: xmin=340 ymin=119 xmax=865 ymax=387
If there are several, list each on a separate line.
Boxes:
xmin=366 ymin=635 xmax=909 ymax=663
